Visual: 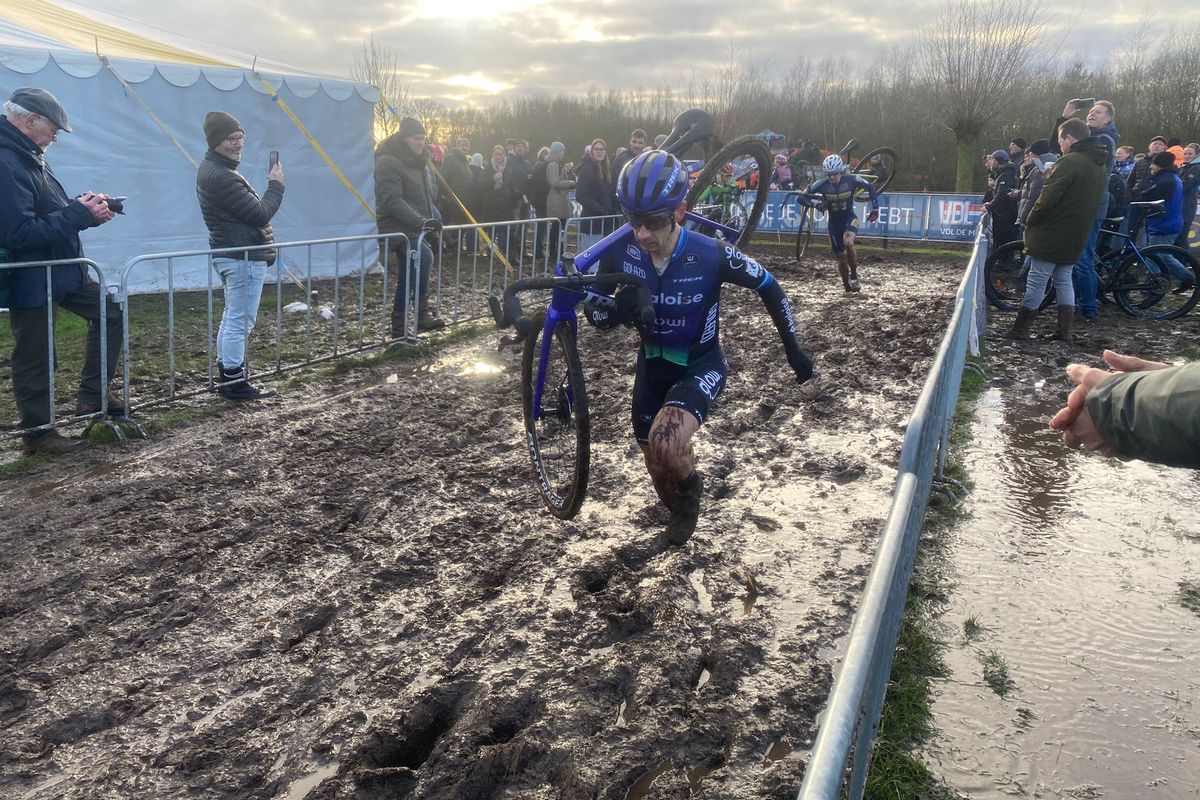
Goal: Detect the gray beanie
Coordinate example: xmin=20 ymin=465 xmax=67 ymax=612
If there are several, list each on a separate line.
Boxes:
xmin=399 ymin=116 xmax=426 ymax=139
xmin=204 ymin=111 xmax=243 ymax=149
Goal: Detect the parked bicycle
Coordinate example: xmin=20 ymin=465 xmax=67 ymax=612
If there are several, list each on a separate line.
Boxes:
xmin=984 ymin=200 xmax=1200 ymax=320
xmin=788 ymin=139 xmax=897 ymax=258
xmin=487 ymin=110 xmax=772 ymax=519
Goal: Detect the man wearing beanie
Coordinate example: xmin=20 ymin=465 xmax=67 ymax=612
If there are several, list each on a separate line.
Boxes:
xmin=374 ymin=115 xmax=445 ymax=335
xmin=1017 ymin=139 xmax=1055 ymax=227
xmin=985 ymin=149 xmax=1019 ymax=246
xmin=196 ymin=109 xmax=285 ymax=400
xmin=1137 ymin=151 xmax=1196 ymax=290
xmin=1 ymin=87 xmax=124 ymax=454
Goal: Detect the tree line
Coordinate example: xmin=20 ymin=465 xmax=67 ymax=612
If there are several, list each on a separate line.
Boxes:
xmin=353 ymin=3 xmax=1200 ymax=194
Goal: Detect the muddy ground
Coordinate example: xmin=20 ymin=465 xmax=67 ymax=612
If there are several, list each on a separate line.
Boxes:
xmin=0 ymin=248 xmax=964 ymax=800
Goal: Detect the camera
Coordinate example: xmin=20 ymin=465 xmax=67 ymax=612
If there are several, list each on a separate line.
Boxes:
xmin=105 ymin=196 xmax=127 ymax=214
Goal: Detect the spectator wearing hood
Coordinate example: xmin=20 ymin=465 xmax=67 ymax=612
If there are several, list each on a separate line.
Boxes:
xmin=1127 ymin=135 xmax=1167 ymax=244
xmin=1007 ymin=118 xmax=1108 ymax=344
xmin=1137 ymin=151 xmax=1195 ymax=288
xmin=1051 ymin=99 xmax=1119 ymax=322
xmin=985 ymin=149 xmax=1019 ymax=246
xmin=771 ymin=153 xmax=794 ymax=190
xmin=375 ymin=116 xmax=445 ymax=334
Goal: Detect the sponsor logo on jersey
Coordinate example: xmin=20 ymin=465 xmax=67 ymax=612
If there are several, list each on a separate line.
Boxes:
xmin=654 ymin=316 xmax=686 ymax=329
xmin=626 ymin=245 xmax=643 ymax=260
xmin=699 ymin=302 xmax=719 ymax=344
xmin=623 ymin=263 xmax=647 ymax=279
xmin=674 ymin=275 xmax=703 ymax=283
xmin=697 ymin=370 xmax=723 ymax=401
xmin=684 ymin=253 xmax=699 ymax=265
xmin=652 ymin=291 xmax=704 ymax=306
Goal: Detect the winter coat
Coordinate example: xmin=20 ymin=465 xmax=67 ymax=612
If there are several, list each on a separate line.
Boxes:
xmin=196 ymin=150 xmax=284 ymax=266
xmin=575 ymin=157 xmax=617 ymax=217
xmin=475 ymin=161 xmax=517 ymax=223
xmin=1179 ymin=159 xmax=1200 ymax=228
xmin=545 ymin=159 xmax=576 ymax=220
xmin=1017 ymin=162 xmax=1050 ymax=226
xmin=1086 ymin=361 xmax=1200 ymax=469
xmin=1138 ymin=167 xmax=1184 ymax=237
xmin=374 ymin=133 xmax=438 ymax=239
xmin=1024 ymin=135 xmax=1109 ymax=264
xmin=0 ymin=117 xmax=97 ymax=309
xmin=504 ymin=153 xmax=533 ymax=215
xmin=440 ymin=150 xmax=473 ymax=222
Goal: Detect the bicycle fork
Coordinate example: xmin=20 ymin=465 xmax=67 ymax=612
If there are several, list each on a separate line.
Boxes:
xmin=531 ymin=285 xmax=581 ymax=422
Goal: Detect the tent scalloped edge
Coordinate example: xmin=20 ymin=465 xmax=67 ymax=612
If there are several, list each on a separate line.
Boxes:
xmin=0 ymin=44 xmax=380 ymax=103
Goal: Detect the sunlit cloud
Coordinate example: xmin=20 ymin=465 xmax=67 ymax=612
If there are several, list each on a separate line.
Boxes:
xmin=441 ymin=72 xmax=515 ymax=94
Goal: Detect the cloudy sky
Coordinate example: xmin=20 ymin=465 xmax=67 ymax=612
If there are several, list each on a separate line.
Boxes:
xmin=54 ymin=0 xmax=1200 ymax=103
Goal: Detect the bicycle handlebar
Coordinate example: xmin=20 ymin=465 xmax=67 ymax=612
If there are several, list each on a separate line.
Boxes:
xmin=490 ymin=271 xmax=655 ymax=337
xmin=783 ymin=191 xmax=823 ymax=209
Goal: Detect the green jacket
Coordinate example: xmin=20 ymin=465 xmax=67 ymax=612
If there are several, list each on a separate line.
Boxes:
xmin=1023 ymin=136 xmax=1108 ymax=264
xmin=1086 ymin=362 xmax=1200 ymax=469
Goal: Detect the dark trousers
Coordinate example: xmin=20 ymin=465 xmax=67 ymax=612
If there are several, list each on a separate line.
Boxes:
xmin=384 ymin=241 xmax=434 ymax=334
xmin=9 ymin=280 xmax=123 ymax=435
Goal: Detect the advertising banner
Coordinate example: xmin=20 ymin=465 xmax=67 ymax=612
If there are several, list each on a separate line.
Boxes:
xmin=750 ymin=191 xmax=987 ymax=243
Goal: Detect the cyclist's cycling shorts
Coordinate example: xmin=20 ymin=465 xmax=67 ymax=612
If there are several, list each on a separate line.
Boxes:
xmin=632 ymin=347 xmax=728 ymax=443
xmin=827 ymin=211 xmax=859 ymax=254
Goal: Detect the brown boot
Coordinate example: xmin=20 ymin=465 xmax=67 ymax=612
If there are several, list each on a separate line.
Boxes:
xmin=21 ymin=432 xmax=85 ymax=456
xmin=1004 ymin=307 xmax=1038 ymax=340
xmin=417 ymin=309 xmax=445 ymax=331
xmin=1052 ymin=305 xmax=1074 ymax=344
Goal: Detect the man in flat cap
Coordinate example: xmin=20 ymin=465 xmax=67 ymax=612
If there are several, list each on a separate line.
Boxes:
xmin=0 ymin=87 xmax=123 ymax=455
xmin=196 ymin=110 xmax=285 ymax=400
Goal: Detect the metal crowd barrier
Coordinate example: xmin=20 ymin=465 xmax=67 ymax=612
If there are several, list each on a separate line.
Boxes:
xmin=563 ymin=215 xmax=624 ymax=257
xmin=0 ymin=258 xmax=127 ymax=444
xmin=796 ymin=224 xmax=986 ymax=800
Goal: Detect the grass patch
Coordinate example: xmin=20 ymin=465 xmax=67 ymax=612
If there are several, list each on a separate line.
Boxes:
xmin=978 ymin=649 xmax=1016 ymax=698
xmin=1179 ymin=581 xmax=1200 ymax=615
xmin=962 ymin=613 xmax=984 ymax=640
xmin=865 ymin=350 xmax=987 ymax=799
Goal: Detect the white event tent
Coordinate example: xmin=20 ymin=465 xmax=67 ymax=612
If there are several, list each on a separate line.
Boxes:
xmin=0 ymin=1 xmax=380 ymax=294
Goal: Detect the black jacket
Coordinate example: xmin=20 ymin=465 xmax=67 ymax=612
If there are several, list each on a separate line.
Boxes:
xmin=374 ymin=133 xmax=437 ymax=238
xmin=0 ymin=117 xmax=96 ymax=309
xmin=576 ymin=157 xmax=617 ymax=216
xmin=196 ymin=150 xmax=284 ymax=265
xmin=475 ymin=161 xmax=518 ymax=222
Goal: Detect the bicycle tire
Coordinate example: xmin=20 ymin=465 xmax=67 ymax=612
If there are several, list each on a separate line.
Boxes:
xmin=522 ymin=317 xmax=590 ymax=519
xmin=851 ymin=147 xmax=898 ymax=200
xmin=984 ymin=240 xmax=1055 ymax=311
xmin=795 ymin=207 xmax=815 ymax=260
xmin=685 ymin=134 xmax=773 ymax=245
xmin=1113 ymin=245 xmax=1200 ymax=320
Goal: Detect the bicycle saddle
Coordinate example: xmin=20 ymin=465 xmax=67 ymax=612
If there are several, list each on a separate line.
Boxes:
xmin=661 ymin=109 xmax=715 ymax=157
xmin=839 ymin=138 xmax=860 ymax=156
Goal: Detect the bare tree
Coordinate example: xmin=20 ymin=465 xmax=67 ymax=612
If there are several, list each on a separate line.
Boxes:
xmin=913 ymin=0 xmax=1048 ymax=190
xmin=350 ymin=37 xmax=412 ymax=142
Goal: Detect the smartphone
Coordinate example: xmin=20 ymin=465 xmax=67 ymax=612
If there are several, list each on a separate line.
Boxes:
xmin=269 ymin=150 xmax=280 ymax=169
xmin=1074 ymin=97 xmax=1095 ymax=109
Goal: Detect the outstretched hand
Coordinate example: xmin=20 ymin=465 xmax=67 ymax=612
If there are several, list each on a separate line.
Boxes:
xmin=1048 ymin=350 xmax=1171 ymax=458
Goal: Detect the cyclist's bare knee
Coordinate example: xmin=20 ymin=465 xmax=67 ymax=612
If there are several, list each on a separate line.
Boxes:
xmin=844 ymin=232 xmax=856 ymax=249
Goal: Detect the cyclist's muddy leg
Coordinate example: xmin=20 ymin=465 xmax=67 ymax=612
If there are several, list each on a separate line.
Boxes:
xmin=835 ymin=252 xmax=851 ymax=291
xmin=644 ymin=407 xmax=699 ymax=501
xmin=845 ymin=231 xmax=859 ymax=280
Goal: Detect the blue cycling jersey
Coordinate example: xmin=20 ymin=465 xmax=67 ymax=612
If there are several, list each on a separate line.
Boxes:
xmin=807 ymin=173 xmax=880 ymax=215
xmin=584 ymin=227 xmax=812 ymax=380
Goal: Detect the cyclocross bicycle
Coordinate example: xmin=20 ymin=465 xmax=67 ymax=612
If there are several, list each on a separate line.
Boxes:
xmin=488 ymin=109 xmax=769 ymax=519
xmin=788 ymin=139 xmax=897 ymax=258
xmin=984 ymin=200 xmax=1200 ymax=319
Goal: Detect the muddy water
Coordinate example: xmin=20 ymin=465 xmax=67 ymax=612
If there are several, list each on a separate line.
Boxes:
xmin=927 ymin=338 xmax=1200 ymax=799
xmin=0 ymin=252 xmax=961 ymax=799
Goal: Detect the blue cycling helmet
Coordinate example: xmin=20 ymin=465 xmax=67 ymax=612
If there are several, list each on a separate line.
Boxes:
xmin=616 ymin=150 xmax=689 ymax=214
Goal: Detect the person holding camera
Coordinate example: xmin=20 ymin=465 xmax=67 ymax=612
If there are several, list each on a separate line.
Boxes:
xmin=1017 ymin=139 xmax=1056 ymax=227
xmin=196 ymin=110 xmax=284 ymax=400
xmin=0 ymin=88 xmax=124 ymax=455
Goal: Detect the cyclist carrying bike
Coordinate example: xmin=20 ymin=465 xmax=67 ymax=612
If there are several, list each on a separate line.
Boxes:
xmin=582 ymin=150 xmax=817 ymax=545
xmin=805 ymin=154 xmax=880 ymax=293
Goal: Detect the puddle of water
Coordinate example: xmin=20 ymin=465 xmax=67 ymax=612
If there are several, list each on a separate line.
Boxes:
xmin=385 ymin=373 xmax=398 ymax=384
xmin=584 ymin=644 xmax=613 ymax=661
xmin=286 ymin=763 xmax=338 ymax=800
xmin=193 ymin=686 xmax=266 ymax=729
xmin=695 ymin=668 xmax=711 ymax=692
xmin=763 ymin=739 xmax=791 ymax=763
xmin=624 ymin=759 xmax=674 ymax=800
xmin=927 ymin=386 xmax=1200 ymax=799
xmin=616 ymin=699 xmax=630 ymax=728
xmin=689 ymin=569 xmax=714 ymax=613
xmin=687 ymin=763 xmax=712 ymax=788
xmin=459 ymin=360 xmax=503 ymax=377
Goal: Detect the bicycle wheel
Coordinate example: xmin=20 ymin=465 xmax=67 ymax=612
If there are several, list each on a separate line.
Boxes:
xmin=795 ymin=207 xmax=815 ymax=260
xmin=521 ymin=317 xmax=590 ymax=519
xmin=852 ymin=147 xmax=898 ymax=200
xmin=1113 ymin=245 xmax=1200 ymax=319
xmin=685 ymin=134 xmax=773 ymax=245
xmin=984 ymin=240 xmax=1054 ymax=311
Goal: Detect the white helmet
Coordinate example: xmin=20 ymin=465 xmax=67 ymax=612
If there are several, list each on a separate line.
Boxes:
xmin=822 ymin=154 xmax=845 ymax=175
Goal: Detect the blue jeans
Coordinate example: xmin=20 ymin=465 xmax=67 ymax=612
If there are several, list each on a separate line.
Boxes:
xmin=1023 ymin=255 xmax=1075 ymax=310
xmin=213 ymin=258 xmax=267 ymax=367
xmin=1072 ymin=219 xmax=1102 ymax=318
xmin=1147 ymin=234 xmax=1195 ymax=282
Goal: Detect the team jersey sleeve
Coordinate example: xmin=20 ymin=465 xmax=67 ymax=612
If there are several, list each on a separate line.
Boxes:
xmin=582 ymin=250 xmax=622 ymax=329
xmin=719 ymin=247 xmax=815 ymax=382
xmin=855 ymin=176 xmax=880 ymax=210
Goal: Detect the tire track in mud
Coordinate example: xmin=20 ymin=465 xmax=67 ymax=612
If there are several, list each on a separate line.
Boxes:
xmin=0 ymin=251 xmax=961 ymax=799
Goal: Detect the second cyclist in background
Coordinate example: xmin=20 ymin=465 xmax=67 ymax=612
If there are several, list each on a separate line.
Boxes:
xmin=805 ymin=154 xmax=880 ymax=293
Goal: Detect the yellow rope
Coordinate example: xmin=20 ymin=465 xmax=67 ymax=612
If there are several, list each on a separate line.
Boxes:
xmin=100 ymin=56 xmax=199 ymax=169
xmin=429 ymin=162 xmax=520 ymax=280
xmin=255 ymin=74 xmax=376 ymax=220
